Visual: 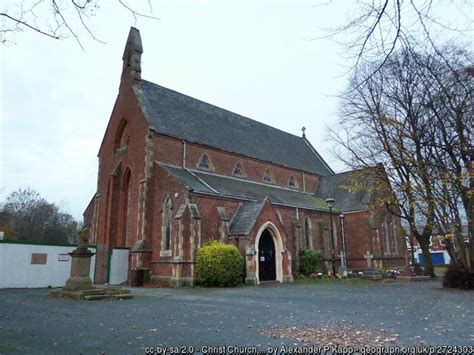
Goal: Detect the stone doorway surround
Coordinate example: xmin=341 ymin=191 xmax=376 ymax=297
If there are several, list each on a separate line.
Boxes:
xmin=254 ymin=222 xmax=283 ymax=284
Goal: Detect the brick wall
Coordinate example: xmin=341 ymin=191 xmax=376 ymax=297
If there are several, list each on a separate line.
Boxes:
xmin=152 ymin=134 xmax=320 ymax=193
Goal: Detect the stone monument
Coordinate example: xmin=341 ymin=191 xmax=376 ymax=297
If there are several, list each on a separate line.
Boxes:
xmin=50 ymin=228 xmax=132 ymax=301
xmin=63 ymin=227 xmax=94 ymax=291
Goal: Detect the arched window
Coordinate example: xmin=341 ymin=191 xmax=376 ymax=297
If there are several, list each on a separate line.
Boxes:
xmin=263 ymin=169 xmax=273 ymax=183
xmin=119 ymin=169 xmax=131 ymax=246
xmin=381 ymin=215 xmax=391 ymax=255
xmin=233 ymin=162 xmax=245 ymax=177
xmin=162 ymin=196 xmax=172 ymax=251
xmin=384 ymin=217 xmax=399 ymax=256
xmin=391 ymin=221 xmax=399 ymax=255
xmin=197 ymin=153 xmax=213 ymax=170
xmin=114 ymin=119 xmax=130 ymax=152
xmin=288 ymin=175 xmax=298 ymax=188
xmin=304 ymin=217 xmax=312 ymax=248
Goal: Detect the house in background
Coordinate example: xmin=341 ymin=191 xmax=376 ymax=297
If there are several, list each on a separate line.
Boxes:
xmin=408 ymin=225 xmax=469 ymax=266
xmin=84 ymin=27 xmax=407 ymax=286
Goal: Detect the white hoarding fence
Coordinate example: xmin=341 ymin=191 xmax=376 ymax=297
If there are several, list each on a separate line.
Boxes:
xmin=0 ymin=241 xmax=96 ymax=289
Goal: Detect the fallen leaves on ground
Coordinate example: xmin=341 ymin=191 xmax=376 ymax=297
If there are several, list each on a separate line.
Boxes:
xmin=261 ymin=321 xmax=400 ymax=348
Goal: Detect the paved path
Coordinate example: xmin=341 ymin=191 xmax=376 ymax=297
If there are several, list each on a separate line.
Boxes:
xmin=0 ymin=280 xmax=472 ymax=354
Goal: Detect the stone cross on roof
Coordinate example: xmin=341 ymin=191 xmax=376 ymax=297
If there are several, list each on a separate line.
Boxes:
xmin=301 ymin=126 xmax=306 ymax=138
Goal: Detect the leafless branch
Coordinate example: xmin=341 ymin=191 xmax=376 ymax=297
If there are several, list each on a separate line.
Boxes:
xmin=0 ymin=12 xmax=59 ymax=40
xmin=1 ymin=0 xmax=159 ymax=47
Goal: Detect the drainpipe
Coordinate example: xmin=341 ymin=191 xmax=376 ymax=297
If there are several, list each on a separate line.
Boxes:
xmin=340 ymin=213 xmax=347 ymax=268
xmin=182 ymin=140 xmax=186 ymax=168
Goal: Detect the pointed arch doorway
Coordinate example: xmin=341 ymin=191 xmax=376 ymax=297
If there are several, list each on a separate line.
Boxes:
xmin=255 ymin=222 xmax=283 ymax=284
xmin=258 ymin=230 xmax=276 ymax=281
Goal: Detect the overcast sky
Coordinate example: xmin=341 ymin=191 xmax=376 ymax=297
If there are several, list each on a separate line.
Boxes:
xmin=1 ymin=1 xmax=469 ymax=220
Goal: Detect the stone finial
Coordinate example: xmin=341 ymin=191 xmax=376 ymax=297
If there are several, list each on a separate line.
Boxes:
xmin=301 ymin=126 xmax=306 ymax=138
xmin=122 ymin=27 xmax=143 ymax=81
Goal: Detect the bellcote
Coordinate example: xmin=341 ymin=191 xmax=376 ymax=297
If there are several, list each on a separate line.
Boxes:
xmin=122 ymin=27 xmax=143 ymax=82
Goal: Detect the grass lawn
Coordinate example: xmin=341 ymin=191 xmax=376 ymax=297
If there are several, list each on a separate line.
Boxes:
xmin=434 ymin=265 xmax=448 ymax=276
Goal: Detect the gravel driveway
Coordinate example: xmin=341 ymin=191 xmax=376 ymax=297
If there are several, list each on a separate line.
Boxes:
xmin=0 ymin=280 xmax=472 ymax=354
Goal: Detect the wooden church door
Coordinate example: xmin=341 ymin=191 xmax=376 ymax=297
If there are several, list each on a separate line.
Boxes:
xmin=258 ymin=230 xmax=276 ymax=281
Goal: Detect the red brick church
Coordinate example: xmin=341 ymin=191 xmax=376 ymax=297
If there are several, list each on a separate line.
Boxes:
xmin=84 ymin=28 xmax=407 ymax=286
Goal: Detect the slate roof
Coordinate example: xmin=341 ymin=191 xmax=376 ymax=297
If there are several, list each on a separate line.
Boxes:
xmin=229 ymin=201 xmax=265 ymax=236
xmin=159 ymin=163 xmax=332 ymax=212
xmin=134 ymin=80 xmax=333 ymax=176
xmin=315 ymin=169 xmax=375 ymax=212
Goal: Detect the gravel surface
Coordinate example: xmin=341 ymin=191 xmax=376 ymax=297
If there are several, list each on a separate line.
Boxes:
xmin=0 ymin=280 xmax=472 ymax=354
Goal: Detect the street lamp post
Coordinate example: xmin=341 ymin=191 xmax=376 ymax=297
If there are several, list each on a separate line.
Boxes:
xmin=325 ymin=197 xmax=336 ymax=277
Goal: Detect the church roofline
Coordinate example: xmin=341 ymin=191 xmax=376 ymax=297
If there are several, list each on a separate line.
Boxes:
xmin=302 ymin=136 xmax=334 ymax=175
xmin=189 ymin=189 xmax=334 ymax=213
xmin=150 ymin=130 xmax=324 ymax=177
xmin=186 ymin=166 xmax=318 ymax=195
xmin=157 ymin=162 xmax=336 ymax=213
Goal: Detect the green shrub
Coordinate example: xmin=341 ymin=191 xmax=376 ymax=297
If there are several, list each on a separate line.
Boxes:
xmin=195 ymin=241 xmax=244 ymax=287
xmin=298 ymin=249 xmax=323 ymax=276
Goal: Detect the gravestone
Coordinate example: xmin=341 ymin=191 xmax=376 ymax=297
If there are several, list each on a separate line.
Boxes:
xmin=364 ymin=251 xmax=374 ymax=268
xmin=362 ymin=251 xmax=382 ymax=280
xmin=338 ymin=251 xmax=348 ymax=277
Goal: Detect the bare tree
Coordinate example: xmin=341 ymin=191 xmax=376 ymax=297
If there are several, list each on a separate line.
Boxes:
xmin=1 ymin=0 xmax=158 ymax=47
xmin=415 ymin=48 xmax=473 ymax=272
xmin=1 ymin=187 xmax=79 ymax=244
xmin=321 ymin=0 xmax=473 ymax=83
xmin=330 ymin=45 xmax=472 ymax=278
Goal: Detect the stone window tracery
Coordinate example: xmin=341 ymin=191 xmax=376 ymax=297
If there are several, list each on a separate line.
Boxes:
xmin=304 ymin=217 xmax=313 ymax=248
xmin=233 ymin=162 xmax=245 ymax=177
xmin=263 ymin=169 xmax=274 ymax=183
xmin=162 ymin=196 xmax=172 ymax=251
xmin=288 ymin=175 xmax=298 ymax=188
xmin=197 ymin=153 xmax=213 ymax=171
xmin=114 ymin=119 xmax=130 ymax=152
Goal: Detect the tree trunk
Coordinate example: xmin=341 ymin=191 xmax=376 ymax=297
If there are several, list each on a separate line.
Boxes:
xmin=418 ymin=237 xmax=436 ymax=278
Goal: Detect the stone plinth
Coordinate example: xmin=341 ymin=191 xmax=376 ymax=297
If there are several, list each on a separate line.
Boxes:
xmin=50 ymin=287 xmax=132 ymax=301
xmin=362 ymin=268 xmax=383 ymax=280
xmin=63 ymin=247 xmax=95 ymax=291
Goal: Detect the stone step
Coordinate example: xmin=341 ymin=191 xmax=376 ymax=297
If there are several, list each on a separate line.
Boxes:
xmin=81 ymin=288 xmax=131 ymax=296
xmin=84 ymin=294 xmax=110 ymax=301
xmin=84 ymin=293 xmax=134 ymax=301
